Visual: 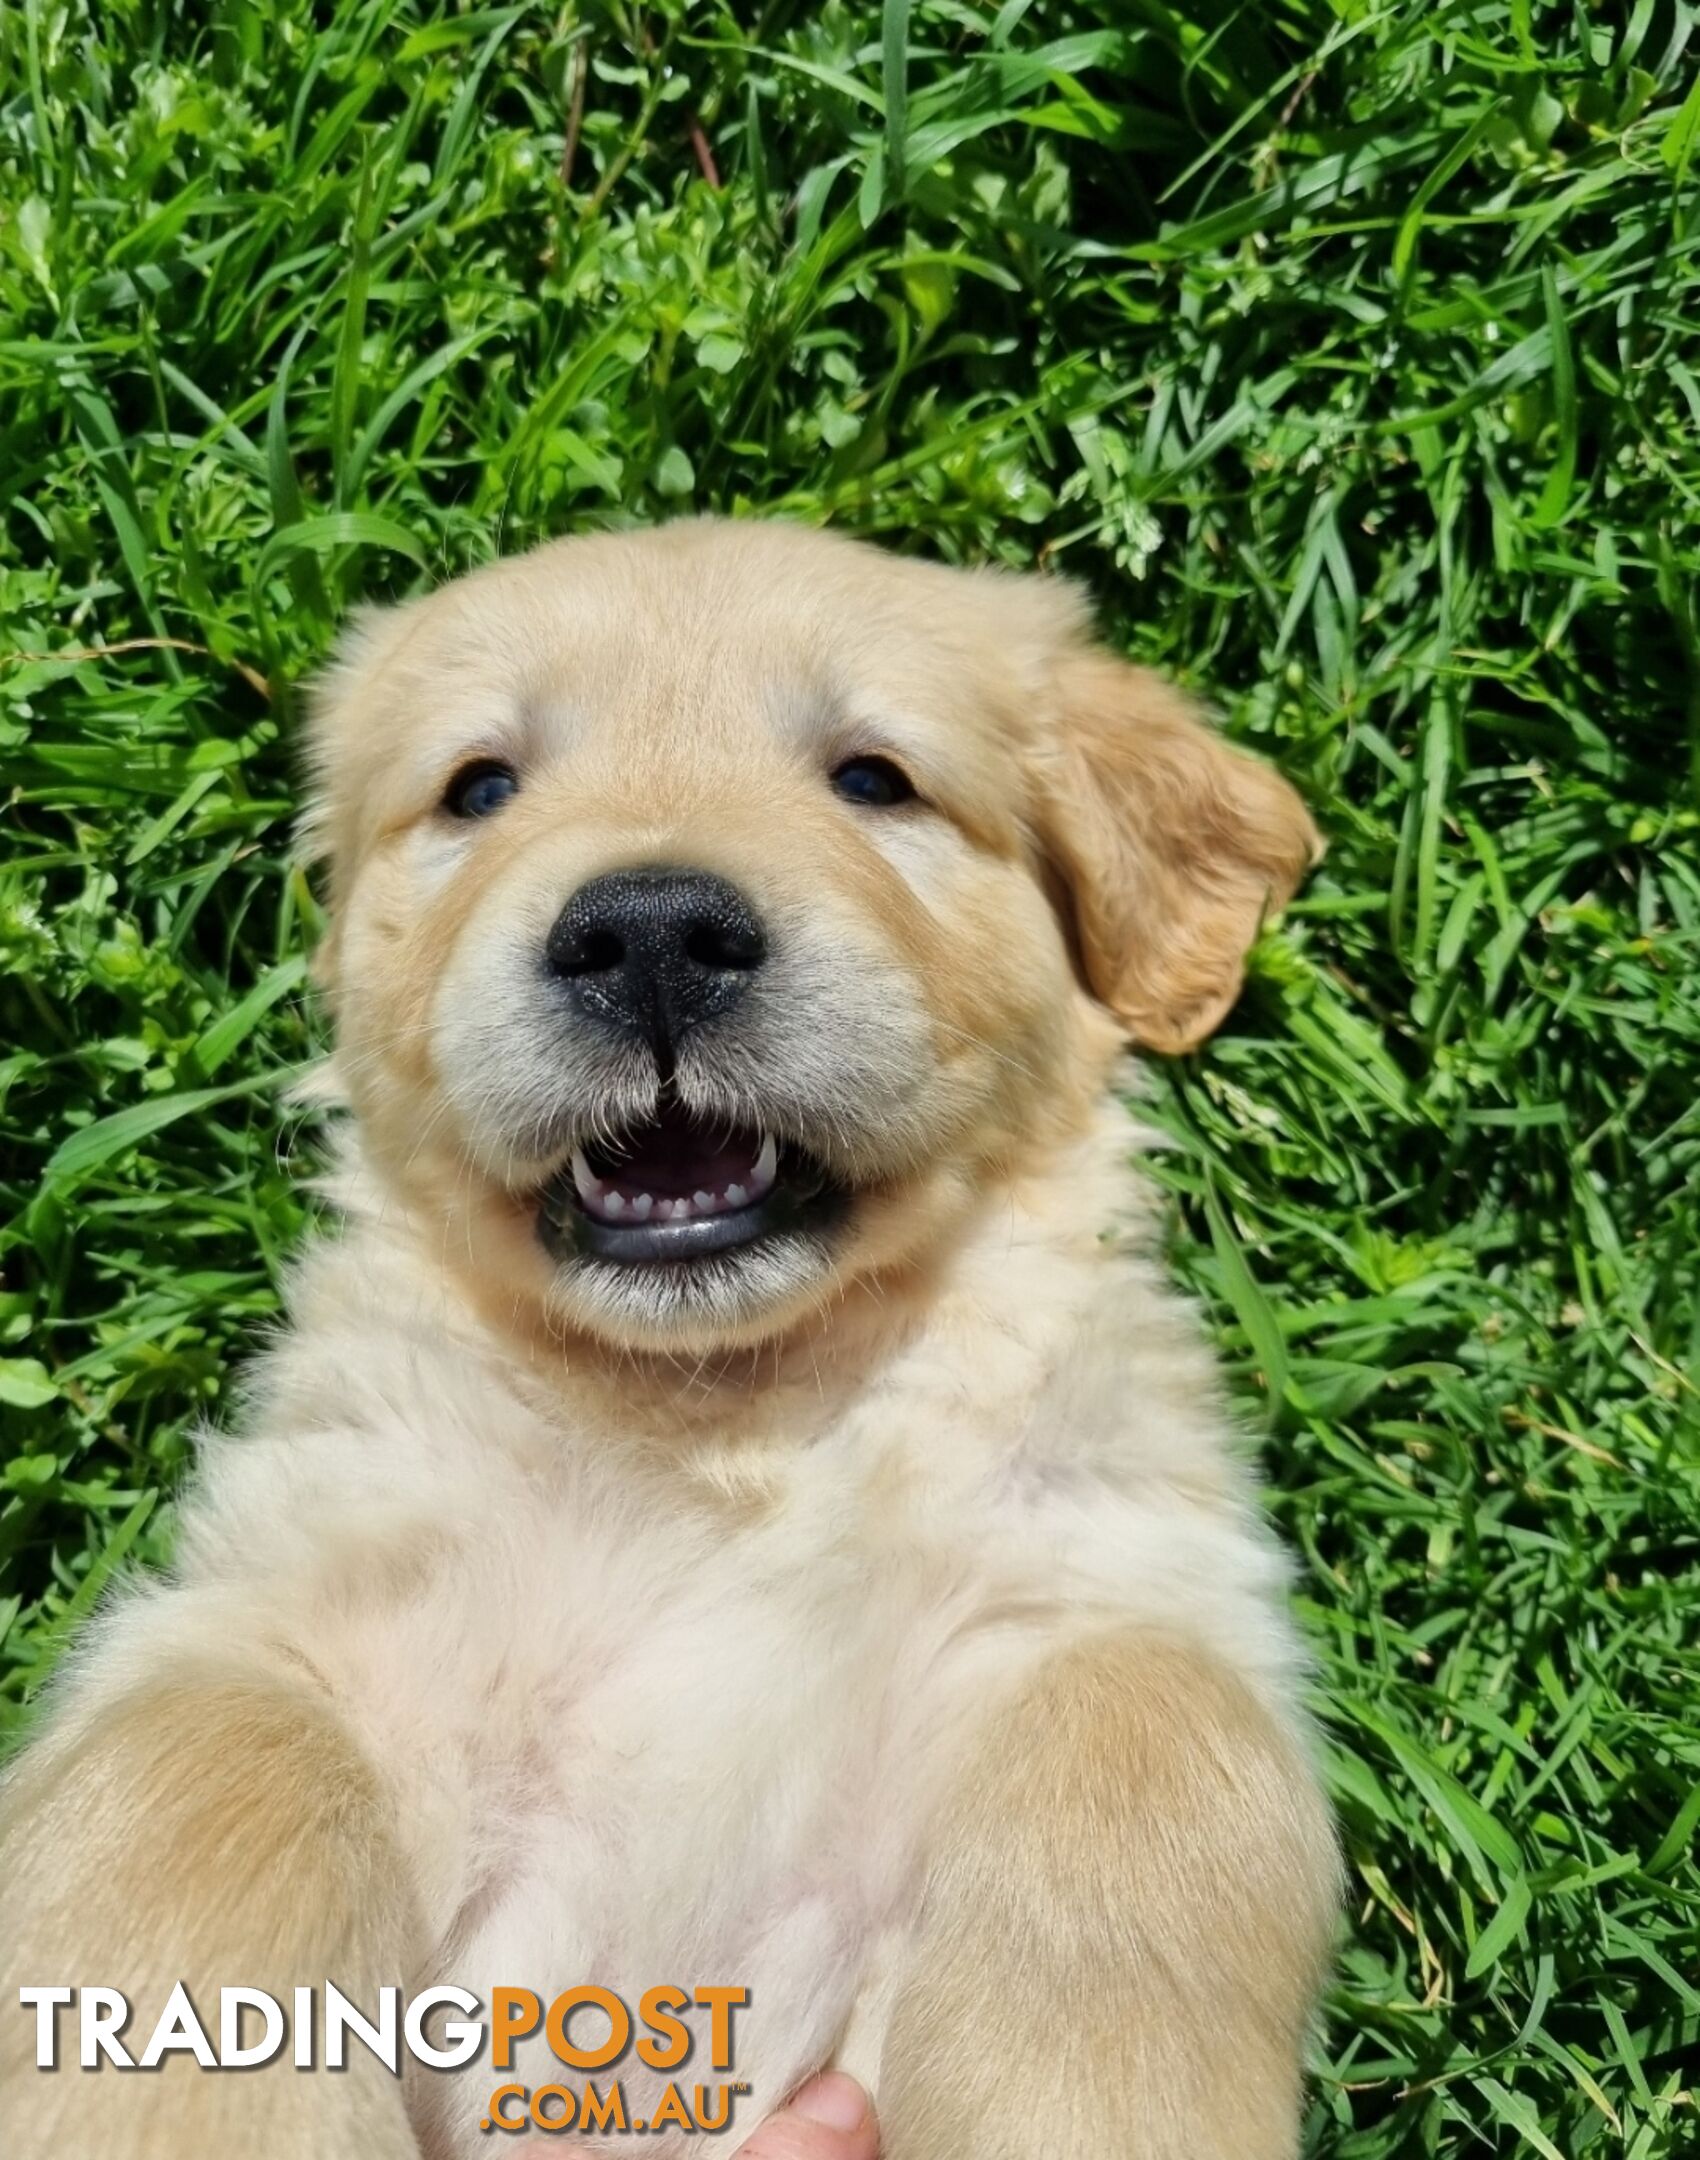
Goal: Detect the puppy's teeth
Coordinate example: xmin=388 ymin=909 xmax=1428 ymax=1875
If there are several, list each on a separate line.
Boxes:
xmin=630 ymin=1193 xmax=653 ymax=1221
xmin=572 ymin=1147 xmax=600 ymax=1209
xmin=752 ymin=1131 xmax=778 ymax=1197
xmin=693 ymin=1190 xmax=716 ymax=1212
xmin=603 ymin=1190 xmax=625 ymax=1218
xmin=725 ymin=1183 xmax=748 ymax=1208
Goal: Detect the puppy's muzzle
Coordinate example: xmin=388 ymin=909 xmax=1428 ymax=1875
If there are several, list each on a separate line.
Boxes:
xmin=546 ymin=865 xmax=766 ymax=1058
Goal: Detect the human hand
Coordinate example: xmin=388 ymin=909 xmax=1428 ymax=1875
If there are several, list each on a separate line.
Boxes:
xmin=735 ymin=2073 xmax=878 ymax=2160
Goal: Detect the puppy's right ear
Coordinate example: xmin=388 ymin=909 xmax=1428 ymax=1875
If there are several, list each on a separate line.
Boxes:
xmin=298 ymin=599 xmax=415 ymax=991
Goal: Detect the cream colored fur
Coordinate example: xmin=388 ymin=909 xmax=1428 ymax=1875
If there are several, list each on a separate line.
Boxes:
xmin=1 ymin=519 xmax=1334 ymax=2158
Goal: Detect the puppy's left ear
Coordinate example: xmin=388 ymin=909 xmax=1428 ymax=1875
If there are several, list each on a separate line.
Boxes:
xmin=1032 ymin=650 xmax=1320 ymax=1054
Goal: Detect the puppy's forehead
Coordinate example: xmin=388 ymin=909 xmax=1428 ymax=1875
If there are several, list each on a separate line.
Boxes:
xmin=400 ymin=522 xmax=1071 ymax=751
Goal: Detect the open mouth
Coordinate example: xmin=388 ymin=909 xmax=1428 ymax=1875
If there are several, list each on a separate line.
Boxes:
xmin=538 ymin=1101 xmax=845 ymax=1265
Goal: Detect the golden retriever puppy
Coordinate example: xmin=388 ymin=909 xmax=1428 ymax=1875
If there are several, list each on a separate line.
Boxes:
xmin=0 ymin=519 xmax=1336 ymax=2158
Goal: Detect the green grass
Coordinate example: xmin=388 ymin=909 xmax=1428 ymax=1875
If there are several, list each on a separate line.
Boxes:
xmin=3 ymin=0 xmax=1699 ymax=2150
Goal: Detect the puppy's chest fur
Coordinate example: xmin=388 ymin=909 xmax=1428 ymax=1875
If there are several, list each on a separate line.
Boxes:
xmin=150 ymin=1117 xmax=1298 ymax=2151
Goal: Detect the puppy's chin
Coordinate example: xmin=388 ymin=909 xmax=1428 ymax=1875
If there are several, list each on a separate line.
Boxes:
xmin=543 ymin=1228 xmax=848 ymax=1354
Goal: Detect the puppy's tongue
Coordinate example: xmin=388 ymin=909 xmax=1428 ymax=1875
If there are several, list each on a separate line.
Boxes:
xmin=573 ymin=1105 xmax=777 ymax=1225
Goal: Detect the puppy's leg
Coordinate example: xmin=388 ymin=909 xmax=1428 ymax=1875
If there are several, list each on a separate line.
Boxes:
xmin=878 ymin=1633 xmax=1336 ymax=2160
xmin=0 ymin=1669 xmax=424 ymax=2157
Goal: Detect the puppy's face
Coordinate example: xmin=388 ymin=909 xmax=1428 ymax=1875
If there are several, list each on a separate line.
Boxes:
xmin=308 ymin=522 xmax=1315 ymax=1353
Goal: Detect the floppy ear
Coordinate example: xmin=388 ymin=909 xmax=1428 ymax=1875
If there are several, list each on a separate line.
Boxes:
xmin=298 ymin=602 xmax=411 ymax=879
xmin=1032 ymin=651 xmax=1320 ymax=1054
xmin=296 ymin=597 xmax=428 ymax=989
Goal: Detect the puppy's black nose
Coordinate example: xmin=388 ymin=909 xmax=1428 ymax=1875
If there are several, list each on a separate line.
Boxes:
xmin=546 ymin=867 xmax=766 ymax=1050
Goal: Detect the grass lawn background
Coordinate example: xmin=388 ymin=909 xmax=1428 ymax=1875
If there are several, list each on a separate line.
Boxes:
xmin=3 ymin=1 xmax=1698 ymax=2151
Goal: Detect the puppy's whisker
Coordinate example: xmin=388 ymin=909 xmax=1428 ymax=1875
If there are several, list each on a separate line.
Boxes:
xmin=926 ymin=1016 xmax=1044 ymax=1088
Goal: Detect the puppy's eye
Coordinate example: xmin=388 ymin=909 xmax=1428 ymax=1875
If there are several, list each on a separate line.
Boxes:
xmin=831 ymin=755 xmax=916 ymax=809
xmin=444 ymin=760 xmax=519 ymax=819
